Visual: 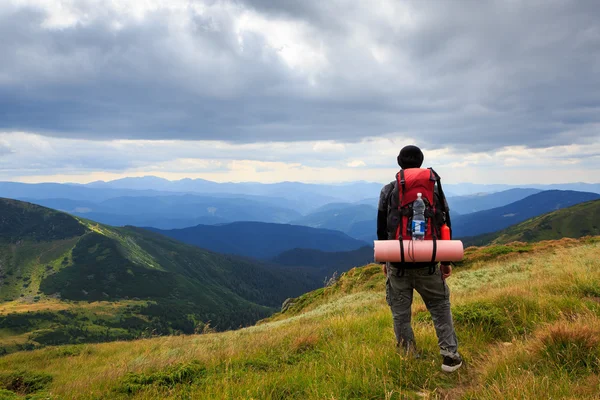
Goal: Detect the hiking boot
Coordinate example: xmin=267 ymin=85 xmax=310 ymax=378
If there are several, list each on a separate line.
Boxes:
xmin=441 ymin=355 xmax=462 ymax=372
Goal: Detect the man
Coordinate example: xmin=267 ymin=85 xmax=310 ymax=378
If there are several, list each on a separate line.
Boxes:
xmin=377 ymin=145 xmax=462 ymax=373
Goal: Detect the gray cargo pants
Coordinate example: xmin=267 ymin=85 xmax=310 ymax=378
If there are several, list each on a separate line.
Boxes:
xmin=386 ymin=263 xmax=460 ymax=359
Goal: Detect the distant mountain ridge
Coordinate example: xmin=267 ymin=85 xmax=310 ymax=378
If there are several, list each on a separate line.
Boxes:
xmin=291 ymin=204 xmax=376 ymax=234
xmin=22 ymin=195 xmax=302 ymax=229
xmin=81 ymin=177 xmax=384 ymax=210
xmin=80 ymin=176 xmax=600 ymax=197
xmin=447 ymin=188 xmax=543 ymax=215
xmin=149 ymin=222 xmax=368 ymax=260
xmin=463 ymin=199 xmax=600 ymax=246
xmin=443 ymin=182 xmax=600 ymax=196
xmin=3 ymin=180 xmax=600 ymax=236
xmin=0 ymin=182 xmax=330 ymax=214
xmin=452 ymin=190 xmax=600 ymax=238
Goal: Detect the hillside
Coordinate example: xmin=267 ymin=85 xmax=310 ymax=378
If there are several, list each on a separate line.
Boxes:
xmin=150 ymin=222 xmax=368 ymax=259
xmin=463 ymin=199 xmax=600 ymax=246
xmin=0 ymin=198 xmax=316 ymax=353
xmin=270 ymin=246 xmax=373 ymax=280
xmin=452 ymin=190 xmax=600 ymax=238
xmin=291 ymin=204 xmax=376 ymax=232
xmin=0 ymin=237 xmax=598 ymax=399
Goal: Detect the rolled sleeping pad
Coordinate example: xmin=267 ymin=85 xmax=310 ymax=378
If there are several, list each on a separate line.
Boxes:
xmin=374 ymin=240 xmax=464 ymax=263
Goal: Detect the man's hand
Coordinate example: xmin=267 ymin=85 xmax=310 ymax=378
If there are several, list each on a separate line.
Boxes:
xmin=441 ymin=263 xmax=452 ymax=279
xmin=381 ymin=262 xmax=387 ymax=276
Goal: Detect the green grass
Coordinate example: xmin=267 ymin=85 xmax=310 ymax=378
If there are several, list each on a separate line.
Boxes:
xmin=0 ymin=237 xmax=598 ymax=399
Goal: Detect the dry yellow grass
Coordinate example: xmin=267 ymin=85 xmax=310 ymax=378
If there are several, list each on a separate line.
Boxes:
xmin=0 ymin=300 xmax=148 ymax=316
xmin=0 ymin=300 xmax=71 ymax=315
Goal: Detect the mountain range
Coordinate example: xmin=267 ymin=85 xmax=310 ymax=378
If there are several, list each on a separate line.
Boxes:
xmin=1 ymin=189 xmax=600 ymax=358
xmin=81 ymin=176 xmax=600 ymax=196
xmin=149 ymin=222 xmax=368 ymax=260
xmin=451 ymin=190 xmax=600 ymax=238
xmin=22 ymin=195 xmax=302 ymax=229
xmin=3 ymin=178 xmax=600 ymax=225
xmin=463 ymin=199 xmax=600 ymax=246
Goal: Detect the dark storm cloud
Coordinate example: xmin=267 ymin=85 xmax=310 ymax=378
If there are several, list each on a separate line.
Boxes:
xmin=0 ymin=0 xmax=599 ymax=151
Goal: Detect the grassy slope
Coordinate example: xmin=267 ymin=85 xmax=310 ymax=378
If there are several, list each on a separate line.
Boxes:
xmin=0 ymin=237 xmax=598 ymax=399
xmin=463 ymin=199 xmax=600 ymax=246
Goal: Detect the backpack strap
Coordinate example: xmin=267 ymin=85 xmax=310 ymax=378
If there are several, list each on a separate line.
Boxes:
xmin=399 ymin=169 xmax=406 ymax=205
xmin=399 ymin=238 xmax=405 ymax=263
xmin=429 ymin=168 xmax=452 ymax=230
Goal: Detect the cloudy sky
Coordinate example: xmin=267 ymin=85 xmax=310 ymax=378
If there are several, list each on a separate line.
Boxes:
xmin=1 ymin=0 xmax=599 ymax=185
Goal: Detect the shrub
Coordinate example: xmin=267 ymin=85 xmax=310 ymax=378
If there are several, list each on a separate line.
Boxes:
xmin=30 ymin=329 xmax=72 ymax=346
xmin=0 ymin=370 xmax=53 ymax=395
xmin=537 ymin=324 xmax=600 ymax=376
xmin=46 ymin=345 xmax=89 ymax=358
xmin=118 ymin=361 xmax=206 ymax=394
xmin=453 ymin=301 xmax=509 ymax=338
xmin=575 ymin=279 xmax=600 ymax=298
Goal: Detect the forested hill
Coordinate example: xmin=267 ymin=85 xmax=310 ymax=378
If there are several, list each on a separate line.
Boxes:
xmin=0 ymin=198 xmax=317 ymax=352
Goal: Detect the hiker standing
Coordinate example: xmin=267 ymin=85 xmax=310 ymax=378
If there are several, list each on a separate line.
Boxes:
xmin=377 ymin=145 xmax=463 ymax=372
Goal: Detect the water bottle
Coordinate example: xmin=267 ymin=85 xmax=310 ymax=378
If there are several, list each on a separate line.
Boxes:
xmin=412 ymin=193 xmax=426 ymax=240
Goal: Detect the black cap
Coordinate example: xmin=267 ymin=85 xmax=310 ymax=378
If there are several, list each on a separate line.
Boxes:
xmin=397 ymin=145 xmax=424 ymax=169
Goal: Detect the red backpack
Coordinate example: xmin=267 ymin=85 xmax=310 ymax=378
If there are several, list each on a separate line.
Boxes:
xmin=385 ymin=168 xmax=449 ymax=243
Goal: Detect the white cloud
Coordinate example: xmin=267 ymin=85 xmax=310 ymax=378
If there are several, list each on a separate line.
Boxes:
xmin=235 ymin=10 xmax=328 ymax=77
xmin=312 ymin=141 xmax=346 ymax=153
xmin=347 ymin=160 xmax=366 ymax=167
xmin=1 ymin=132 xmax=599 ymax=185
